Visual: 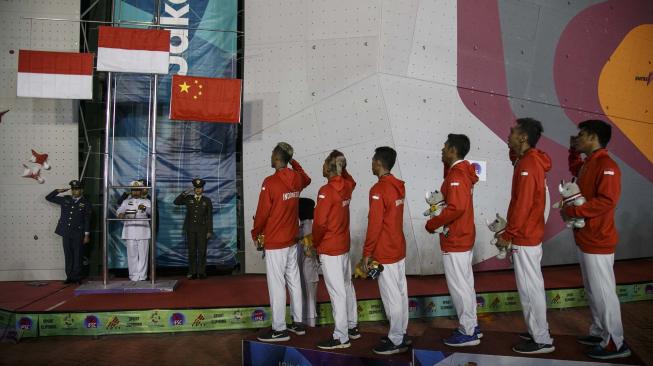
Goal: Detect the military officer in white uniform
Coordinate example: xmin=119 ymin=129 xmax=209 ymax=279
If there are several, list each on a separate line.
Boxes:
xmin=117 ymin=181 xmax=152 ymax=281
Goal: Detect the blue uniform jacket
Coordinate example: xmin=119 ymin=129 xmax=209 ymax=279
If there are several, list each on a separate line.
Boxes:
xmin=46 ymin=190 xmax=92 ymax=237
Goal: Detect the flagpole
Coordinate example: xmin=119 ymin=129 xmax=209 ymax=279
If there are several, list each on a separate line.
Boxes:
xmin=150 ymin=76 xmax=158 ymax=286
xmin=150 ymin=0 xmax=161 ymax=286
xmin=102 ymin=72 xmax=112 ymax=286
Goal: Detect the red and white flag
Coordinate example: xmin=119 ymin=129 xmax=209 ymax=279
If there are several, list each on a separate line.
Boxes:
xmin=17 ymin=50 xmax=94 ymax=100
xmin=97 ymin=26 xmax=170 ymax=74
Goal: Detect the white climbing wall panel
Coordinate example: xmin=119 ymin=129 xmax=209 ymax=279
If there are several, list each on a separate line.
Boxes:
xmin=0 ymin=0 xmax=80 ymax=280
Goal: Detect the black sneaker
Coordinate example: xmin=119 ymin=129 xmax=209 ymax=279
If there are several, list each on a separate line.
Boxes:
xmin=519 ymin=332 xmax=532 ymax=341
xmin=577 ymin=335 xmax=602 ymax=346
xmin=317 ymin=338 xmax=351 ymax=350
xmin=512 ymin=340 xmax=555 ymax=354
xmin=287 ymin=322 xmax=306 ymax=335
xmin=587 ymin=343 xmax=631 ymax=360
xmin=381 ymin=335 xmax=412 ymax=346
xmin=348 ymin=327 xmax=362 ymax=340
xmin=257 ymin=329 xmax=290 ymax=342
xmin=373 ymin=340 xmax=409 ymax=355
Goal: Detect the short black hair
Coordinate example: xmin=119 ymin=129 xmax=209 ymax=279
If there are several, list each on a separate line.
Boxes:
xmin=516 ymin=118 xmax=544 ymax=147
xmin=446 ymin=134 xmax=471 ymax=159
xmin=298 ymin=197 xmax=315 ymax=220
xmin=578 ymin=119 xmax=612 ymax=148
xmin=272 ymin=145 xmax=291 ymax=164
xmin=373 ymin=146 xmax=397 ymax=171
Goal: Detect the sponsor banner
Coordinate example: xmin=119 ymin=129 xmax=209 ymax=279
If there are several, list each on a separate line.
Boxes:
xmin=14 ymin=314 xmax=39 ymax=339
xmin=356 ymin=299 xmax=388 ymax=322
xmin=12 ymin=282 xmax=653 ymax=337
xmin=316 ymin=302 xmax=334 ymax=326
xmin=0 ymin=310 xmax=18 ymax=341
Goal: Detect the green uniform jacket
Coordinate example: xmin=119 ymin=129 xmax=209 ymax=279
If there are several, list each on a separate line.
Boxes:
xmin=174 ymin=193 xmax=214 ymax=234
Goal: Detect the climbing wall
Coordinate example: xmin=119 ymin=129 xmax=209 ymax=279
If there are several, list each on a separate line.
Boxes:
xmin=243 ymin=0 xmax=653 ymax=274
xmin=0 ymin=0 xmax=80 ymax=280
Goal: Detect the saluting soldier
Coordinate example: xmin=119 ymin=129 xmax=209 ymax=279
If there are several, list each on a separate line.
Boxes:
xmin=174 ymin=178 xmax=213 ymax=280
xmin=45 ymin=179 xmax=92 ymax=284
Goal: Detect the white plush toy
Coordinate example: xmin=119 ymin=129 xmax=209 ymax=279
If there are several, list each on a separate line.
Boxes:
xmin=486 ymin=213 xmax=509 ymax=259
xmin=423 ymin=190 xmax=448 ymax=235
xmin=553 ymin=178 xmax=586 ymax=229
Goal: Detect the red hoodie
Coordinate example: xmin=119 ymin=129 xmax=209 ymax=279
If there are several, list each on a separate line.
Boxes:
xmin=312 ymin=170 xmax=356 ymax=256
xmin=564 ymin=149 xmax=621 ymax=254
xmin=425 ymin=160 xmax=479 ymax=252
xmin=251 ymin=159 xmax=311 ymax=249
xmin=363 ymin=174 xmax=406 ymax=264
xmin=500 ymin=148 xmax=552 ymax=246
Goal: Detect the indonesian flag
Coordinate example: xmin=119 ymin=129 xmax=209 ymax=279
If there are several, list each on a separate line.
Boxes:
xmin=97 ymin=26 xmax=170 ymax=74
xmin=17 ymin=50 xmax=94 ymax=100
xmin=169 ymin=75 xmax=242 ymax=123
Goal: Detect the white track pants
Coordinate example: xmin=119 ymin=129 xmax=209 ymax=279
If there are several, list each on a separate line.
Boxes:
xmin=125 ymin=239 xmax=148 ymax=281
xmin=442 ymin=251 xmax=478 ymax=336
xmin=298 ymin=243 xmax=319 ymax=326
xmin=378 ymin=258 xmax=408 ymax=346
xmin=320 ymin=252 xmax=358 ymax=342
xmin=265 ymin=245 xmax=303 ymax=331
xmin=577 ymin=247 xmax=624 ymax=349
xmin=512 ymin=244 xmax=553 ymax=345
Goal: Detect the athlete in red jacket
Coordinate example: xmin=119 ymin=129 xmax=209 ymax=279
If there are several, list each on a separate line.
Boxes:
xmin=253 ymin=143 xmax=311 ymax=343
xmin=362 ymin=146 xmax=409 ymax=355
xmin=313 ymin=151 xmax=360 ymax=350
xmin=497 ymin=118 xmax=554 ymax=354
xmin=563 ymin=120 xmax=629 ymax=360
xmin=425 ymin=134 xmax=481 ymax=347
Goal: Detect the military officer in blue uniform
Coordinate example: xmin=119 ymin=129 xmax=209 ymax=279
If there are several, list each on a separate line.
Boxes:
xmin=174 ymin=178 xmax=214 ymax=279
xmin=45 ymin=180 xmax=92 ymax=284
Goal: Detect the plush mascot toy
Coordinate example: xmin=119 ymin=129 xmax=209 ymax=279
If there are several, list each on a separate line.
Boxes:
xmin=423 ymin=190 xmax=449 ymax=236
xmin=553 ymin=179 xmax=586 ymax=229
xmin=486 ymin=213 xmax=509 ymax=259
xmin=354 ymin=258 xmax=384 ymax=279
xmin=301 ymin=233 xmax=316 ymax=257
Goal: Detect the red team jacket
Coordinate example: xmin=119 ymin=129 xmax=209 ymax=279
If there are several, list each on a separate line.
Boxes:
xmin=363 ymin=174 xmax=406 ymax=264
xmin=501 ymin=148 xmax=552 ymax=246
xmin=312 ymin=170 xmax=356 ymax=256
xmin=425 ymin=160 xmax=479 ymax=252
xmin=251 ymin=160 xmax=311 ymax=250
xmin=564 ymin=149 xmax=621 ymax=254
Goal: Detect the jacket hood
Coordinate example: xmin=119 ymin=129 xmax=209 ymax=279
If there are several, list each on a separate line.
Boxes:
xmin=451 ymin=160 xmax=479 ymax=186
xmin=379 ymin=174 xmax=405 ymax=197
xmin=524 ymin=148 xmax=552 ymax=173
xmin=276 ymin=167 xmax=303 ymax=191
xmin=328 ymin=175 xmax=353 ymax=200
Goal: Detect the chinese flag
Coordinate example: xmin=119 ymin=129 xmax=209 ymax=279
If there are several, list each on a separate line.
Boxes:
xmin=169 ymin=75 xmax=242 ymax=123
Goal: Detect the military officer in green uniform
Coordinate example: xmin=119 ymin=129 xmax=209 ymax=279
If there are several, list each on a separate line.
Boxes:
xmin=174 ymin=178 xmax=213 ymax=279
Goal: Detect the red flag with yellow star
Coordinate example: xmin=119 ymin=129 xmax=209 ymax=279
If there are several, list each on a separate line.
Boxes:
xmin=169 ymin=75 xmax=242 ymax=123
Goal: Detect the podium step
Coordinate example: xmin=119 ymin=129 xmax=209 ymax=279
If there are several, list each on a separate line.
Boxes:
xmin=243 ymin=326 xmax=412 ymax=366
xmin=412 ymin=328 xmax=643 ymax=366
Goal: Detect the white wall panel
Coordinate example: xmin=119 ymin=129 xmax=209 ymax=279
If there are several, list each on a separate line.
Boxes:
xmin=0 ymin=0 xmax=80 ymax=280
xmin=407 ymin=0 xmax=457 ymax=85
xmin=307 ymin=0 xmax=381 ymax=40
xmin=243 ymin=42 xmax=310 ymax=133
xmin=307 ymin=36 xmax=378 ymax=103
xmin=380 ymin=0 xmax=420 ymax=76
xmin=244 ymin=0 xmax=307 ymax=45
